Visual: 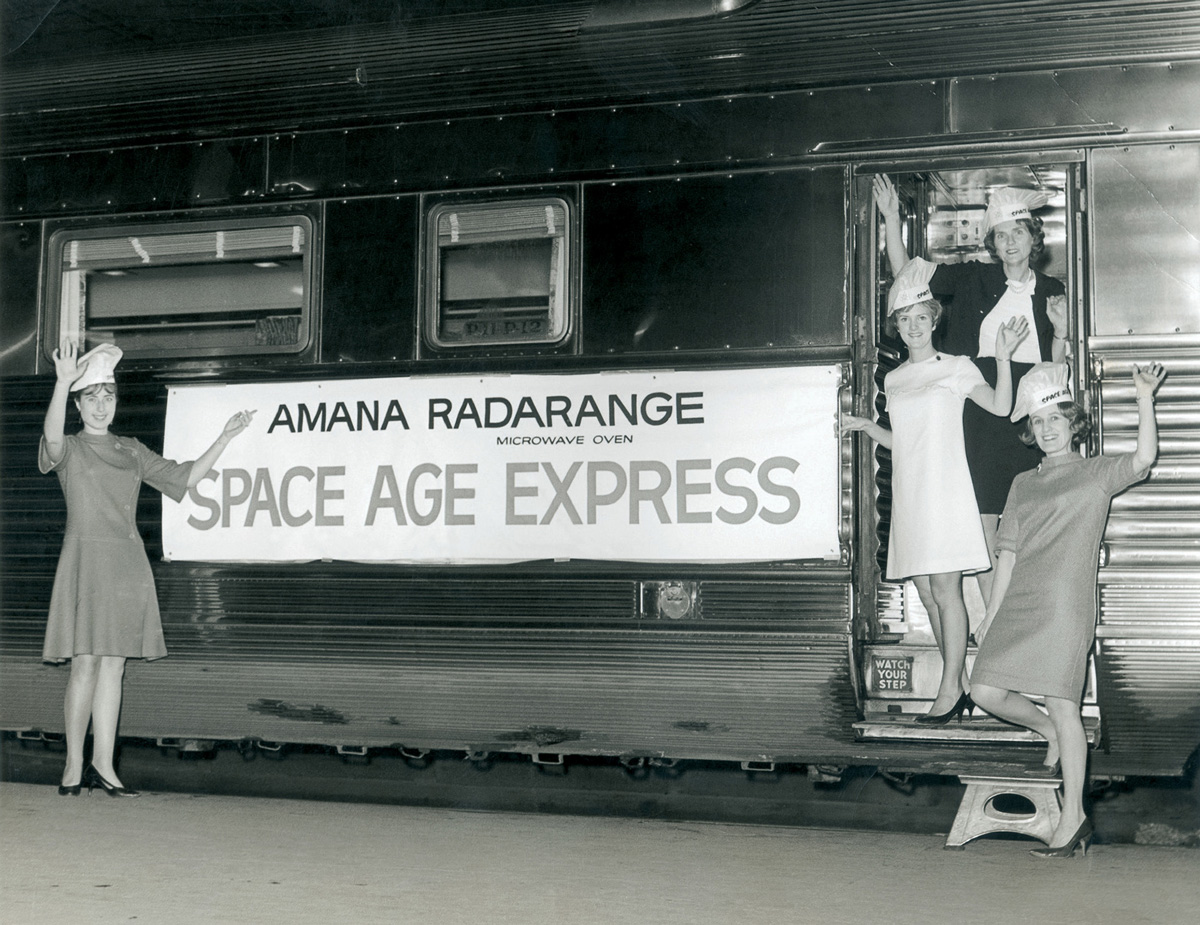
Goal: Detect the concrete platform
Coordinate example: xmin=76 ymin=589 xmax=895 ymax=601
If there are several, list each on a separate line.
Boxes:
xmin=1 ymin=782 xmax=1196 ymax=925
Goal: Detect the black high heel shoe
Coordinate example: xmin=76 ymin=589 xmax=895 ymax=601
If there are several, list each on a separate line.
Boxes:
xmin=1030 ymin=818 xmax=1093 ymax=859
xmin=57 ymin=782 xmax=82 ymax=796
xmin=915 ymin=691 xmax=972 ymax=725
xmin=84 ymin=764 xmax=140 ymax=798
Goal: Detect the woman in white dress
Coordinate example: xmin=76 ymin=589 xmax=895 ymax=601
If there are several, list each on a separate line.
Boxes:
xmin=844 ymin=258 xmax=1028 ymax=723
xmin=873 ymin=176 xmax=1069 ymax=605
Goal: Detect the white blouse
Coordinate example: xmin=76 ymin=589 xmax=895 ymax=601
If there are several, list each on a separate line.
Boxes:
xmin=977 ymin=275 xmax=1041 ymax=364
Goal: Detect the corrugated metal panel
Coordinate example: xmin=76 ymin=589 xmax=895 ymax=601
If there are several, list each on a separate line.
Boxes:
xmin=5 ymin=0 xmax=1200 ymax=153
xmin=696 ymin=581 xmax=850 ymax=625
xmin=1092 ymin=342 xmax=1200 ymax=772
xmin=1 ymin=570 xmax=849 ymax=652
xmin=1099 ymin=361 xmax=1200 ymax=556
xmin=0 ymin=373 xmax=855 ymax=760
xmin=0 ymin=632 xmax=858 ymax=760
xmin=1099 ymin=583 xmax=1200 ymax=628
xmin=1094 ymin=640 xmax=1200 ymax=775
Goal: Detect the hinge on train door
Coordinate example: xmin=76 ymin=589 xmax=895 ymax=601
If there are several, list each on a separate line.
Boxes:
xmin=1087 ymin=355 xmax=1104 ymax=452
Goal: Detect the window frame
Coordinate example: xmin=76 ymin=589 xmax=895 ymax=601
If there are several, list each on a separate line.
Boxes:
xmin=422 ymin=196 xmax=574 ymax=352
xmin=43 ymin=212 xmax=317 ymax=362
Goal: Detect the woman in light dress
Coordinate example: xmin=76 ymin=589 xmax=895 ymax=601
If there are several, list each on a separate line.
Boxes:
xmin=42 ymin=340 xmax=254 ymax=796
xmin=971 ymin=361 xmax=1165 ymax=857
xmin=873 ymin=175 xmax=1069 ymax=604
xmin=845 ymin=258 xmax=1028 ymax=723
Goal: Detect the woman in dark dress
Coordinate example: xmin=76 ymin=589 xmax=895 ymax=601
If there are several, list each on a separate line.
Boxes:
xmin=971 ymin=361 xmax=1165 ymax=857
xmin=42 ymin=340 xmax=254 ymax=796
xmin=874 ymin=176 xmax=1069 ymax=604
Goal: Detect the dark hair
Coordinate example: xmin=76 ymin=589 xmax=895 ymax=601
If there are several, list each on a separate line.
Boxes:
xmin=885 ymin=298 xmax=943 ymax=338
xmin=77 ymin=382 xmax=118 ymax=398
xmin=984 ymin=216 xmax=1046 ymax=266
xmin=1018 ymin=400 xmax=1090 ymax=450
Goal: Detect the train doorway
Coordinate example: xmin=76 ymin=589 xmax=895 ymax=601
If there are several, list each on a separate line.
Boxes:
xmin=849 ymin=159 xmax=1101 ymax=751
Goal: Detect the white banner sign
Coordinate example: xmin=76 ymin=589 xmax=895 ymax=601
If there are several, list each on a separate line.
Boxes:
xmin=162 ymin=366 xmax=842 ymax=563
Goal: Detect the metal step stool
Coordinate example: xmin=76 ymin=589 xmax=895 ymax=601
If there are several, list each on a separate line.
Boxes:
xmin=945 ymin=775 xmax=1062 ymax=850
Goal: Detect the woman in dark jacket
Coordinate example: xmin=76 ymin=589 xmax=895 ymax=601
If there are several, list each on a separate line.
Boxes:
xmin=874 ymin=175 xmax=1069 ymax=605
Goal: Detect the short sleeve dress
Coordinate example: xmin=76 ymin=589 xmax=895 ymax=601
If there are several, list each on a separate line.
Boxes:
xmin=970 ymin=452 xmax=1149 ymax=701
xmin=40 ymin=432 xmax=192 ymax=662
xmin=929 ymin=261 xmax=1065 ymax=514
xmin=884 ymin=352 xmax=991 ymax=580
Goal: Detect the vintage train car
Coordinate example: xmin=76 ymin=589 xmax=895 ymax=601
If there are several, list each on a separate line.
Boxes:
xmin=2 ymin=0 xmax=1199 ymax=780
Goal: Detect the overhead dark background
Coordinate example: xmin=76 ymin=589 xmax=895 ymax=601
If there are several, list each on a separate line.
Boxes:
xmin=2 ymin=0 xmax=506 ymax=58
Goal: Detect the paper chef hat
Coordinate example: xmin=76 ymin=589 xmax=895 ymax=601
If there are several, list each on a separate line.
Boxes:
xmin=984 ymin=187 xmax=1050 ymax=233
xmin=887 ymin=257 xmax=938 ymax=316
xmin=71 ymin=343 xmax=123 ymax=392
xmin=1011 ymin=362 xmax=1072 ymax=422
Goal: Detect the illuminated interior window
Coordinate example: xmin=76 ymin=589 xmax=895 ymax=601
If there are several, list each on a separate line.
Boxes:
xmin=426 ymin=199 xmax=570 ymax=348
xmin=51 ymin=218 xmax=312 ymax=358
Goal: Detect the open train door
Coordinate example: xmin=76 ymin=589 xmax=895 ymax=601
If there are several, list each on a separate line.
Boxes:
xmin=847 ymin=157 xmax=1107 ymax=756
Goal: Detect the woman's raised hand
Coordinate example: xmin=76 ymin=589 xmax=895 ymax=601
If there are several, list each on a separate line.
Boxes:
xmin=872 ymin=175 xmax=900 ymax=218
xmin=994 ymin=316 xmax=1030 ymax=361
xmin=1133 ymin=362 xmax=1166 ymax=400
xmin=51 ymin=339 xmax=87 ymax=386
xmin=190 ymin=410 xmax=258 ymax=489
xmin=221 ymin=409 xmax=256 ymax=441
xmin=1046 ymin=295 xmax=1069 ymax=339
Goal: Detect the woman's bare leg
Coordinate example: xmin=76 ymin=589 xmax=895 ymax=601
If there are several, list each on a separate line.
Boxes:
xmin=89 ymin=656 xmax=127 ymax=786
xmin=1045 ymin=695 xmax=1089 ymax=845
xmin=975 ymin=514 xmax=1000 ymax=606
xmin=969 ymin=682 xmax=1060 ymax=767
xmin=910 ymin=574 xmax=941 ymax=644
xmin=913 ymin=576 xmax=972 ymax=703
xmin=62 ymin=655 xmax=100 ymax=786
xmin=924 ymin=571 xmax=968 ymax=715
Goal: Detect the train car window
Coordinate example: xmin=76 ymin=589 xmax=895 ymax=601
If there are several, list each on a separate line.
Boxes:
xmin=323 ymin=197 xmax=418 ymax=363
xmin=47 ymin=216 xmax=312 ymax=359
xmin=424 ymin=198 xmax=571 ymax=349
xmin=583 ymin=169 xmax=848 ymax=353
xmin=2 ymin=222 xmax=41 ymax=377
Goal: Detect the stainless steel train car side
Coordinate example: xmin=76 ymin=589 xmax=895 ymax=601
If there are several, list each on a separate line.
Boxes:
xmin=2 ymin=1 xmax=1199 ymax=779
